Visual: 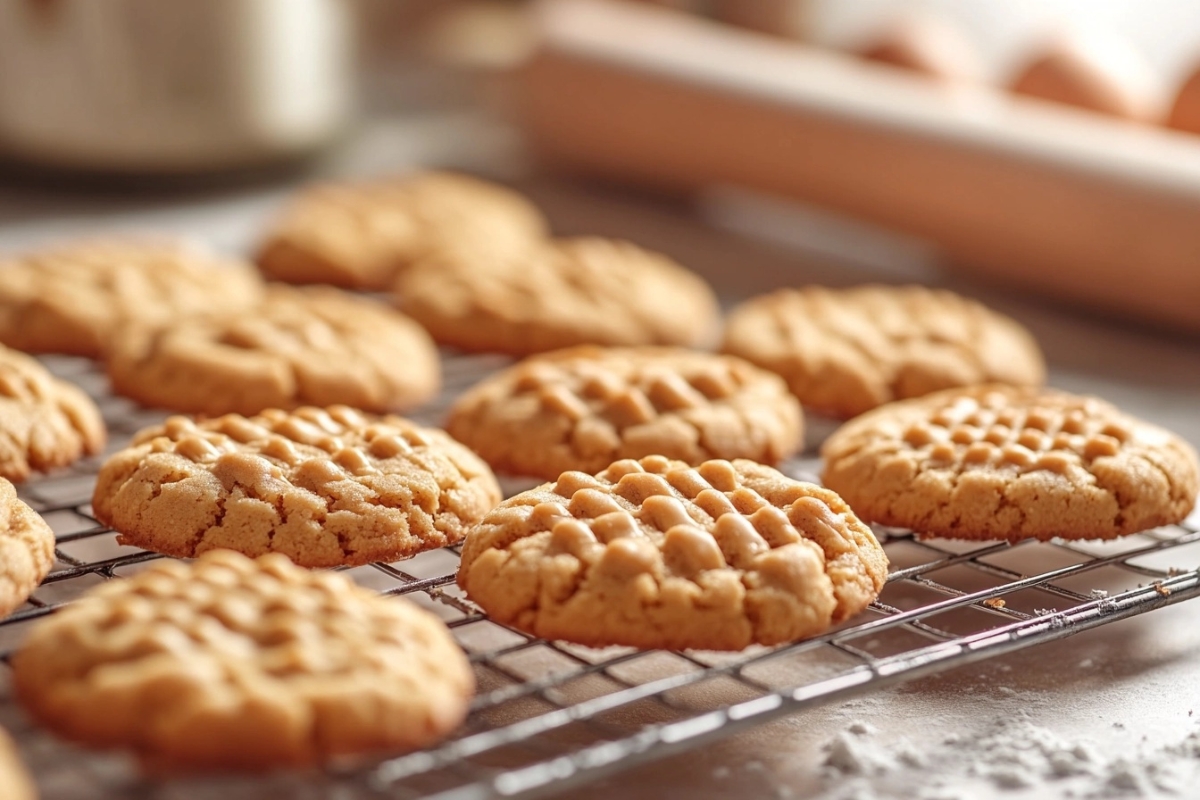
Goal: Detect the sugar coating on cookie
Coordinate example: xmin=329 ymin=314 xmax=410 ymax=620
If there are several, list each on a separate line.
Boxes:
xmin=821 ymin=385 xmax=1200 ymax=541
xmin=0 ymin=478 xmax=55 ymax=619
xmin=721 ymin=285 xmax=1045 ymax=419
xmin=93 ymin=406 xmax=502 ymax=567
xmin=0 ymin=346 xmax=105 ymax=482
xmin=447 ymin=346 xmax=804 ymax=480
xmin=107 ymin=285 xmax=441 ymax=417
xmin=396 ymin=237 xmax=722 ymax=355
xmin=458 ymin=456 xmax=887 ymax=651
xmin=13 ymin=550 xmax=474 ymax=772
xmin=0 ymin=726 xmax=35 ymax=800
xmin=257 ymin=171 xmax=548 ymax=290
xmin=0 ymin=239 xmax=264 ymax=358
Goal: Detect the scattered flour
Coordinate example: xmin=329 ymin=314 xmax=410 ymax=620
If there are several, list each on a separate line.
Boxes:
xmin=834 ymin=783 xmax=881 ymax=800
xmin=1167 ymin=730 xmax=1200 ymax=758
xmin=821 ymin=720 xmax=929 ymax=781
xmin=810 ymin=716 xmax=1200 ymax=799
xmin=896 ymin=746 xmax=924 ymax=768
xmin=959 ymin=719 xmax=1098 ymax=785
xmin=823 ymin=729 xmax=893 ymax=776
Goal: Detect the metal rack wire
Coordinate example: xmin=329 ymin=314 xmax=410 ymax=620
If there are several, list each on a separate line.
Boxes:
xmin=6 ymin=352 xmax=1200 ymax=800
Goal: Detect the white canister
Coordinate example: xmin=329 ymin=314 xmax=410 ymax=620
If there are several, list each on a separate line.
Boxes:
xmin=0 ymin=0 xmax=357 ymax=173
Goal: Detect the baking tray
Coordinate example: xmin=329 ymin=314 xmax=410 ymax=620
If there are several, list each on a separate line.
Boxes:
xmin=3 ymin=349 xmax=1199 ymax=799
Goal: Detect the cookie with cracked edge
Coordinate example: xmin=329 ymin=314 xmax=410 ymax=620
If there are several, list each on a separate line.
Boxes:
xmin=107 ymin=285 xmax=440 ymax=417
xmin=0 ymin=726 xmax=36 ymax=800
xmin=0 ymin=477 xmax=55 ymax=618
xmin=458 ymin=456 xmax=888 ymax=651
xmin=13 ymin=549 xmax=474 ymax=773
xmin=821 ymin=385 xmax=1200 ymax=541
xmin=0 ymin=238 xmax=265 ymax=358
xmin=92 ymin=406 xmax=502 ymax=567
xmin=721 ymin=285 xmax=1045 ymax=419
xmin=0 ymin=345 xmax=105 ymax=482
xmin=447 ymin=346 xmax=803 ymax=480
xmin=256 ymin=171 xmax=548 ymax=290
xmin=395 ymin=237 xmax=722 ymax=355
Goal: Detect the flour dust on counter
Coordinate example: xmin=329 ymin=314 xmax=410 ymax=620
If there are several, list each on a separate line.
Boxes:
xmin=799 ymin=713 xmax=1200 ymax=799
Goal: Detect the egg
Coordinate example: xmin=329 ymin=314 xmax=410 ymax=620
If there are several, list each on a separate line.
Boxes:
xmin=713 ymin=0 xmax=808 ymax=39
xmin=856 ymin=15 xmax=981 ymax=82
xmin=1167 ymin=67 xmax=1200 ymax=134
xmin=1009 ymin=32 xmax=1164 ymax=121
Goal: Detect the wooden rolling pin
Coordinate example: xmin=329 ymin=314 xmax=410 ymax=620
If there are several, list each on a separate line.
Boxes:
xmin=518 ymin=0 xmax=1200 ymax=333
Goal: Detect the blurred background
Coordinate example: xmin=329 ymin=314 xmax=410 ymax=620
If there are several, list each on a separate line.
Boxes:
xmin=3 ymin=0 xmax=1200 ymax=337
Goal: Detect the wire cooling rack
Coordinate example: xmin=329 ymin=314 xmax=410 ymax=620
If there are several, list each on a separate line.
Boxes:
xmin=5 ymin=352 xmax=1200 ymax=800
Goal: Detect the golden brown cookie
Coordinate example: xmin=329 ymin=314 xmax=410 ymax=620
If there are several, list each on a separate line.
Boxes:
xmin=92 ymin=406 xmax=502 ymax=567
xmin=256 ymin=171 xmax=548 ymax=290
xmin=395 ymin=237 xmax=721 ymax=355
xmin=821 ymin=385 xmax=1200 ymax=541
xmin=0 ymin=477 xmax=55 ymax=618
xmin=107 ymin=285 xmax=440 ymax=417
xmin=0 ymin=345 xmax=105 ymax=482
xmin=458 ymin=456 xmax=887 ymax=651
xmin=0 ymin=727 xmax=35 ymax=800
xmin=447 ymin=346 xmax=803 ymax=480
xmin=13 ymin=550 xmax=474 ymax=773
xmin=0 ymin=239 xmax=264 ymax=358
xmin=721 ymin=285 xmax=1045 ymax=419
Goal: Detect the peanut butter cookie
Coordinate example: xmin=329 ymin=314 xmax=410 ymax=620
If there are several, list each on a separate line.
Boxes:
xmin=458 ymin=456 xmax=887 ymax=651
xmin=93 ymin=406 xmax=501 ymax=567
xmin=821 ymin=385 xmax=1200 ymax=540
xmin=107 ymin=285 xmax=440 ymax=417
xmin=0 ymin=477 xmax=55 ymax=618
xmin=447 ymin=346 xmax=803 ymax=480
xmin=0 ymin=239 xmax=264 ymax=358
xmin=13 ymin=550 xmax=474 ymax=772
xmin=257 ymin=171 xmax=548 ymax=290
xmin=395 ymin=237 xmax=721 ymax=355
xmin=722 ymin=285 xmax=1045 ymax=419
xmin=0 ymin=346 xmax=105 ymax=482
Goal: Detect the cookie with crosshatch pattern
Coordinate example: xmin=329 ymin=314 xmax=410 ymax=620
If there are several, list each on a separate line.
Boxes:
xmin=721 ymin=285 xmax=1045 ymax=419
xmin=256 ymin=171 xmax=549 ymax=290
xmin=0 ymin=477 xmax=54 ymax=618
xmin=458 ymin=456 xmax=888 ymax=651
xmin=446 ymin=346 xmax=804 ymax=480
xmin=821 ymin=385 xmax=1200 ymax=541
xmin=0 ymin=344 xmax=105 ymax=482
xmin=92 ymin=406 xmax=501 ymax=567
xmin=12 ymin=550 xmax=474 ymax=773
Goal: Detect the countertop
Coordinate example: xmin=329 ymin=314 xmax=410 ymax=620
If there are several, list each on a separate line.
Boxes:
xmin=1 ymin=109 xmax=1199 ymax=800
